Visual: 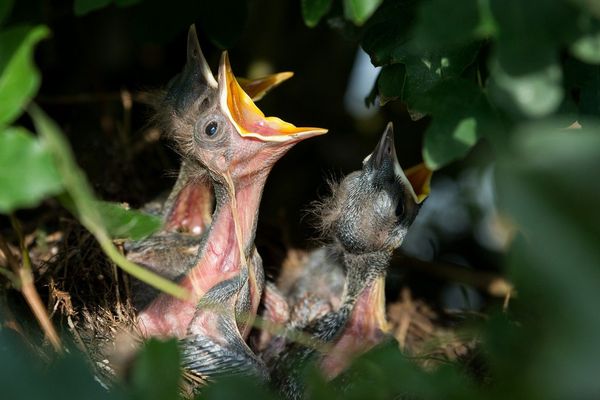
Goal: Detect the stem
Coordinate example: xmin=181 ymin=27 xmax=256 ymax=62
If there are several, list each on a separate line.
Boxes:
xmin=7 ymin=215 xmax=63 ymax=353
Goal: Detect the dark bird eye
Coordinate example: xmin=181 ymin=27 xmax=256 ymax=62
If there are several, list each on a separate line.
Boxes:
xmin=395 ymin=201 xmax=404 ymax=218
xmin=205 ymin=121 xmax=218 ymax=137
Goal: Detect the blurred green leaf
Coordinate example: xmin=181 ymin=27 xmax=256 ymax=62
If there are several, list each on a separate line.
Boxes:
xmin=564 ymin=58 xmax=600 ymax=121
xmin=131 ymin=339 xmax=181 ymax=400
xmin=200 ymin=375 xmax=279 ymax=400
xmin=0 ymin=127 xmax=63 ymax=213
xmin=343 ymin=0 xmax=383 ymax=26
xmin=302 ymin=0 xmax=333 ymax=28
xmin=571 ymin=32 xmax=600 ymax=64
xmin=489 ymin=53 xmax=563 ymax=118
xmin=73 ymin=0 xmax=112 ymax=16
xmin=198 ymin=0 xmax=248 ymax=49
xmin=74 ymin=0 xmax=141 ymax=16
xmin=414 ymin=0 xmax=494 ymax=50
xmin=0 ymin=25 xmax=49 ymax=127
xmin=570 ymin=17 xmax=600 ymax=64
xmin=0 ymin=0 xmax=14 ymax=26
xmin=338 ymin=341 xmax=480 ymax=400
xmin=97 ymin=201 xmax=162 ymax=240
xmin=29 ymin=105 xmax=188 ymax=300
xmin=496 ymin=120 xmax=600 ymax=400
xmin=0 ymin=330 xmax=122 ymax=400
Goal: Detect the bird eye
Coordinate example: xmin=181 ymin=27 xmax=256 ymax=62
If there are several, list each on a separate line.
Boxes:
xmin=395 ymin=201 xmax=404 ymax=218
xmin=205 ymin=121 xmax=218 ymax=137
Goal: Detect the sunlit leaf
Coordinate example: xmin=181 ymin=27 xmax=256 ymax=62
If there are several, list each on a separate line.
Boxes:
xmin=29 ymin=105 xmax=187 ymax=300
xmin=343 ymin=0 xmax=383 ymax=25
xmin=97 ymin=201 xmax=162 ymax=240
xmin=302 ymin=0 xmax=333 ymax=28
xmin=0 ymin=127 xmax=63 ymax=213
xmin=0 ymin=25 xmax=49 ymax=127
xmin=131 ymin=339 xmax=181 ymax=400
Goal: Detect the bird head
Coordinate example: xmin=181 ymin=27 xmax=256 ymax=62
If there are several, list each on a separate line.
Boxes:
xmin=320 ymin=122 xmax=431 ymax=254
xmin=161 ymin=25 xmax=327 ymax=189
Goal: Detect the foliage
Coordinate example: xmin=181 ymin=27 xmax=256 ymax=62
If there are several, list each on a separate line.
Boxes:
xmin=0 ymin=2 xmax=183 ymax=299
xmin=0 ymin=0 xmax=599 ymax=400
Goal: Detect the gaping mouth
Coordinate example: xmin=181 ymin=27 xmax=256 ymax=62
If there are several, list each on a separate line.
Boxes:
xmin=218 ymin=52 xmax=328 ymax=142
xmin=404 ymin=163 xmax=432 ymax=204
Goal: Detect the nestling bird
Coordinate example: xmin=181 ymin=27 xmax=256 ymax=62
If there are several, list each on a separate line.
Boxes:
xmin=126 ymin=26 xmax=293 ymax=309
xmin=128 ymin=25 xmax=327 ymax=382
xmin=268 ymin=123 xmax=431 ymax=398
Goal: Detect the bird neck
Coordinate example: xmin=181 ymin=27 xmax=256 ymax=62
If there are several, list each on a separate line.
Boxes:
xmin=342 ymin=250 xmax=390 ymax=304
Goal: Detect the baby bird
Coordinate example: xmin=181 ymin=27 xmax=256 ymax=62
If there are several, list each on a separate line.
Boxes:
xmin=270 ymin=123 xmax=431 ymax=399
xmin=128 ymin=25 xmax=326 ymax=382
xmin=127 ymin=26 xmax=293 ymax=309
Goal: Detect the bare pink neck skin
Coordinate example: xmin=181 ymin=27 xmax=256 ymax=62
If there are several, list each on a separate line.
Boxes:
xmin=137 ymin=172 xmax=268 ymax=338
xmin=320 ymin=276 xmax=388 ymax=379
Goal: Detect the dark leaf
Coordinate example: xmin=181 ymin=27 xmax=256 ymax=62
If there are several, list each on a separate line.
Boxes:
xmin=131 ymin=339 xmax=182 ymax=400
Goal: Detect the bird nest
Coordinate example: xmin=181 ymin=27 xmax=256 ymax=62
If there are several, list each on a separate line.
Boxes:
xmin=1 ymin=214 xmax=480 ymax=394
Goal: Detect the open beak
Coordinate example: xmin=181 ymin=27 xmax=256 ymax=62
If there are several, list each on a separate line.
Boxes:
xmin=237 ymin=72 xmax=294 ymax=101
xmin=405 ymin=163 xmax=432 ymax=204
xmin=368 ymin=122 xmax=433 ymax=204
xmin=218 ymin=52 xmax=328 ymax=142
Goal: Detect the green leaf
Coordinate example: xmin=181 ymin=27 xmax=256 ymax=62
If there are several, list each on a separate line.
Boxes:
xmin=28 ymin=105 xmax=188 ymax=300
xmin=97 ymin=201 xmax=162 ymax=240
xmin=423 ymin=117 xmax=478 ymax=170
xmin=343 ymin=0 xmax=383 ymax=25
xmin=571 ymin=32 xmax=600 ymax=64
xmin=377 ymin=44 xmax=480 ymax=107
xmin=0 ymin=25 xmax=49 ymax=127
xmin=302 ymin=0 xmax=333 ymax=27
xmin=414 ymin=0 xmax=495 ymax=50
xmin=0 ymin=0 xmax=14 ymax=26
xmin=495 ymin=120 xmax=600 ymax=399
xmin=0 ymin=127 xmax=63 ymax=213
xmin=131 ymin=339 xmax=181 ymax=400
xmin=73 ymin=0 xmax=112 ymax=16
xmin=361 ymin=0 xmax=417 ymax=65
xmin=570 ymin=17 xmax=600 ymax=65
xmin=201 ymin=375 xmax=279 ymax=400
xmin=0 ymin=330 xmax=124 ymax=400
xmin=489 ymin=52 xmax=564 ymax=118
xmin=114 ymin=0 xmax=142 ymax=6
xmin=414 ymin=79 xmax=493 ymax=169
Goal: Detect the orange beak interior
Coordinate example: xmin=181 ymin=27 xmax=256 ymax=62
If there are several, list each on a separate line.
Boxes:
xmin=405 ymin=163 xmax=432 ymax=204
xmin=219 ymin=52 xmax=328 ymax=142
xmin=237 ymin=72 xmax=294 ymax=101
